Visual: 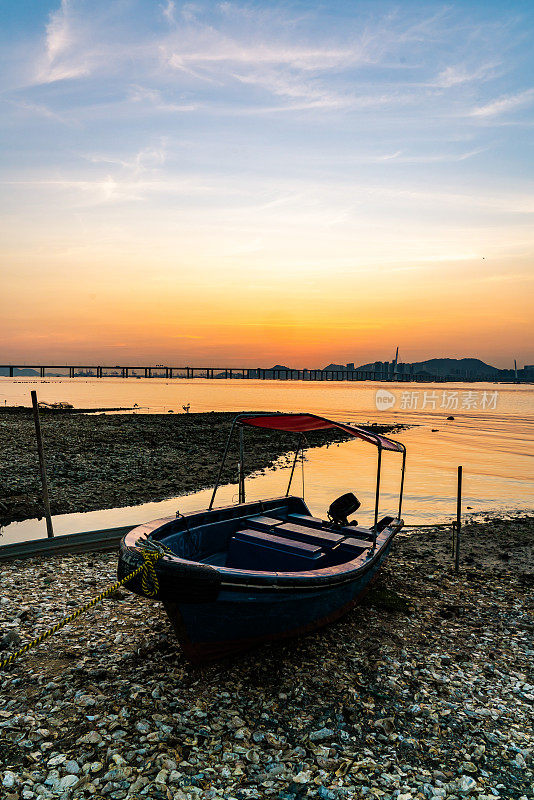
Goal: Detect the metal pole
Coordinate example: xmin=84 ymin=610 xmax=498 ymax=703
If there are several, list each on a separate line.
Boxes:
xmin=238 ymin=427 xmax=245 ymax=503
xmin=455 ymin=466 xmax=462 ymax=574
xmin=209 ymin=417 xmax=239 ymax=509
xmin=286 ymin=436 xmax=303 ymax=496
xmin=31 ymin=390 xmax=54 ymax=538
xmin=373 ymin=446 xmax=382 ymax=548
xmin=398 ymin=448 xmax=406 ymax=519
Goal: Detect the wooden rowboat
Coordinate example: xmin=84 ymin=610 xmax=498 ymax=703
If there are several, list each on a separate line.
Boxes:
xmin=118 ymin=413 xmax=406 ymax=662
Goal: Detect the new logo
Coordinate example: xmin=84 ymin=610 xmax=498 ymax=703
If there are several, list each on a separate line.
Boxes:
xmin=375 ymin=389 xmax=396 ymax=411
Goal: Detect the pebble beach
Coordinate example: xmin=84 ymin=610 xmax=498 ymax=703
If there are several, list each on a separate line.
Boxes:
xmin=1 ymin=516 xmax=532 ymax=799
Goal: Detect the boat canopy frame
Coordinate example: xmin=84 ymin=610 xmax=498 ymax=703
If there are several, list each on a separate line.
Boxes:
xmin=208 ymin=413 xmax=406 ymax=545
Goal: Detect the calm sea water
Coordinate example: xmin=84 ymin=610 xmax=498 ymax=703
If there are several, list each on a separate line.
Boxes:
xmin=1 ymin=377 xmax=532 ymax=543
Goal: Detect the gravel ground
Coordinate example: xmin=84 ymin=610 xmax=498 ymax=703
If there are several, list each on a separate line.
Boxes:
xmin=0 ymin=515 xmax=532 ymax=799
xmin=0 ymin=410 xmax=403 ymax=527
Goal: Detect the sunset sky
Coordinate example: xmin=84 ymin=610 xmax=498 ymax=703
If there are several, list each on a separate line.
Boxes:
xmin=1 ymin=1 xmax=533 ymax=368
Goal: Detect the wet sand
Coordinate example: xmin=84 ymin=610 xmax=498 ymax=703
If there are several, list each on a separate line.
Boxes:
xmin=0 ymin=516 xmax=532 ymax=798
xmin=0 ymin=410 xmax=404 ymax=527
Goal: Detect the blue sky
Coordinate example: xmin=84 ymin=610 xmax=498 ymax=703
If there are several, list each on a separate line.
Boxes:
xmin=1 ymin=1 xmax=533 ymax=366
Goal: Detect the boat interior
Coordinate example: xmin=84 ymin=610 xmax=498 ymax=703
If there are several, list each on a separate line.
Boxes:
xmin=153 ymin=496 xmax=397 ymax=573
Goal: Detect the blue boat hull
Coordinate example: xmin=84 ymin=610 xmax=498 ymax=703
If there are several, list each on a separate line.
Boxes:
xmin=163 ymin=539 xmax=392 ymax=662
xmin=118 ymin=495 xmax=402 ymax=663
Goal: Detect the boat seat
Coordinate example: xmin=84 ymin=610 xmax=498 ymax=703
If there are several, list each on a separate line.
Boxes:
xmin=338 ymin=537 xmax=373 ymax=553
xmin=287 ymin=513 xmax=372 ymax=542
xmin=334 ymin=525 xmax=374 ymax=541
xmin=246 ymin=517 xmax=344 ymax=549
xmin=227 ymin=529 xmax=325 ymax=571
xmin=274 ymin=522 xmax=345 ymax=549
xmin=246 ymin=515 xmax=285 ymax=528
xmin=287 ymin=513 xmax=325 ymax=529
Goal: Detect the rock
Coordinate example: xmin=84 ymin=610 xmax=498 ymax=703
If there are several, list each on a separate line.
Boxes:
xmin=44 ymin=770 xmax=60 ymax=789
xmin=107 ymin=590 xmax=126 ymax=601
xmin=374 ymin=717 xmax=395 ymax=734
xmin=57 ymin=774 xmax=78 ymax=791
xmin=135 ymin=721 xmax=150 ymax=733
xmin=460 ymin=761 xmax=477 ymax=774
xmin=317 ymin=788 xmax=336 ymax=799
xmin=293 ymin=770 xmax=312 ymax=783
xmin=2 ymin=771 xmax=18 ymax=789
xmin=155 ymin=769 xmax=168 ymax=784
xmin=0 ymin=631 xmax=22 ymax=649
xmin=78 ymin=695 xmax=96 ymax=707
xmin=47 ymin=754 xmax=66 ymax=767
xmin=76 ymin=731 xmax=103 ymax=745
xmin=309 ymin=728 xmax=335 ymax=742
xmin=458 ymin=776 xmax=477 ymax=793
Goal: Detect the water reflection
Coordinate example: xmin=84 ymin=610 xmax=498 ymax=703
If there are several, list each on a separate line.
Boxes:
xmin=1 ymin=378 xmax=532 ymax=545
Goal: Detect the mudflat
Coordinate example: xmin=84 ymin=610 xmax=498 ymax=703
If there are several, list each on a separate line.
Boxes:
xmin=0 ymin=409 xmax=404 ymax=526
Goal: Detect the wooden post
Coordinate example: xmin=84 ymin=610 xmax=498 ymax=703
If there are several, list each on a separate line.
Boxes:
xmin=31 ymin=391 xmax=54 ymax=538
xmin=455 ymin=466 xmax=462 ymax=574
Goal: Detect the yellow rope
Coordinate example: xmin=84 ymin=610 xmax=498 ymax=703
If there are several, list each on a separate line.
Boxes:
xmin=0 ymin=541 xmax=171 ymax=670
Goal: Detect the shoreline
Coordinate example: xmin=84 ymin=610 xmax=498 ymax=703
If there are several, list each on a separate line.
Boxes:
xmin=0 ymin=516 xmax=532 ymax=797
xmin=0 ymin=410 xmax=406 ymax=528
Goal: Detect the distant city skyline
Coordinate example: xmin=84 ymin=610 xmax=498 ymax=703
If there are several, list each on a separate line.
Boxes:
xmin=1 ymin=1 xmax=533 ymax=368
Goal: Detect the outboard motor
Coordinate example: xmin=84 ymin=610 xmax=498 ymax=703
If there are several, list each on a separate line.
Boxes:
xmin=327 ymin=493 xmax=361 ymax=527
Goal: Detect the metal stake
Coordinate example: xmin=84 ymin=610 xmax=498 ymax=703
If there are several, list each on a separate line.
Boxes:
xmin=455 ymin=466 xmax=462 ymax=574
xmin=31 ymin=390 xmax=54 ymax=538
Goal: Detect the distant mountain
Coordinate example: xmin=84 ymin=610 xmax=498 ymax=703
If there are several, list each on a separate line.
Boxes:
xmin=354 ymin=357 xmax=509 ymax=379
xmin=323 ymin=363 xmax=347 ymax=371
xmin=411 ymin=358 xmax=501 ymax=377
xmin=0 ymin=367 xmax=38 ymax=376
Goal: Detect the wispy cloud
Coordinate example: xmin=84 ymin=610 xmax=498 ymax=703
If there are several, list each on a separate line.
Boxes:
xmin=2 ymin=0 xmax=533 ymax=311
xmin=158 ymin=4 xmax=449 ymax=113
xmin=160 ymin=0 xmax=176 ymax=26
xmin=433 ymin=62 xmax=499 ymax=89
xmin=3 ymin=97 xmax=74 ymax=126
xmin=18 ymin=0 xmax=519 ymax=124
xmin=470 ymin=88 xmax=534 ymax=118
xmin=37 ymin=0 xmax=90 ymax=83
xmin=86 ymin=141 xmax=168 ymax=176
xmin=129 ymin=85 xmax=199 ymax=113
xmin=3 ymin=170 xmax=533 ymax=219
xmin=363 ymin=148 xmax=487 ymax=164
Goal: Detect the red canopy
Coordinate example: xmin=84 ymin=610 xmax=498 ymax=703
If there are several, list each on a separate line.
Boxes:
xmin=237 ymin=413 xmax=404 ymax=452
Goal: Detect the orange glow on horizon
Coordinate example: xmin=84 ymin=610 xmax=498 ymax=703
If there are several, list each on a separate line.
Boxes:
xmin=3 ymin=249 xmax=532 ymax=368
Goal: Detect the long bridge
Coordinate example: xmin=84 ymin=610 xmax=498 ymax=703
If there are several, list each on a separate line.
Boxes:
xmin=0 ymin=364 xmax=422 ymax=381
